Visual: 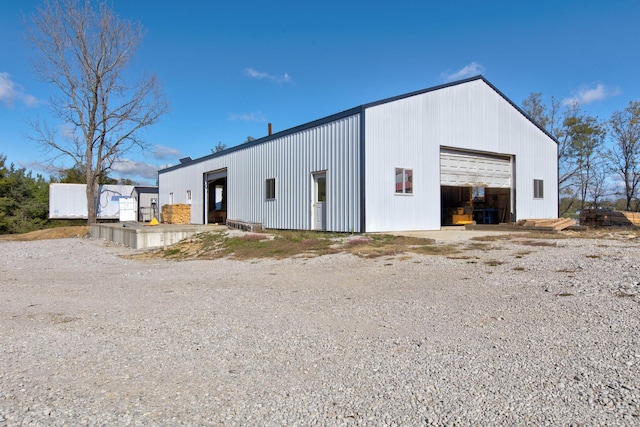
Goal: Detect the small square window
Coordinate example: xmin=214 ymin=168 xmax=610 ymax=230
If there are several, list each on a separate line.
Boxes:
xmin=266 ymin=178 xmax=276 ymax=200
xmin=395 ymin=168 xmax=413 ymax=194
xmin=534 ymin=179 xmax=544 ymax=199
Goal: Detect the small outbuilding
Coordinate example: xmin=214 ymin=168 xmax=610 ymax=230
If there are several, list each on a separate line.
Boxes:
xmin=158 ymin=76 xmax=558 ymax=232
xmin=130 ymin=186 xmax=159 ymax=222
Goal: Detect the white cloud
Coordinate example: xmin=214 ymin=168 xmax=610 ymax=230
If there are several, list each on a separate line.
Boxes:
xmin=21 ymin=161 xmax=58 ymax=175
xmin=151 ymin=144 xmax=181 ymax=160
xmin=441 ymin=61 xmax=485 ymax=82
xmin=244 ymin=68 xmax=293 ymax=84
xmin=562 ymin=83 xmax=622 ymax=106
xmin=111 ymin=159 xmax=160 ymax=181
xmin=0 ymin=72 xmax=40 ymax=108
xmin=229 ymin=111 xmax=267 ymax=122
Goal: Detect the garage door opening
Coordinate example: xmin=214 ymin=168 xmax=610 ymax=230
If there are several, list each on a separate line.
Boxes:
xmin=441 ymin=186 xmax=511 ymax=225
xmin=205 ymin=169 xmax=227 ymax=225
xmin=440 ymin=148 xmax=513 ymax=226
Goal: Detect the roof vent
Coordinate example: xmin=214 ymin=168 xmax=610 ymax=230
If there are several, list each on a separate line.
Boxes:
xmin=178 ymin=157 xmax=193 ymax=164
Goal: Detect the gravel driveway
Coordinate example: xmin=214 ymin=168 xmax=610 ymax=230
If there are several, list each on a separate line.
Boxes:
xmin=1 ymin=234 xmax=639 ymax=426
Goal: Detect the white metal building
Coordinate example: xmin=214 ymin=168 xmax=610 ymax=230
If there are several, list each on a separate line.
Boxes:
xmin=158 ymin=76 xmax=558 ymax=232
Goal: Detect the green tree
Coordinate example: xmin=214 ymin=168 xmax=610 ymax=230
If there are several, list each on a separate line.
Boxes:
xmin=563 ymin=106 xmax=606 ymax=209
xmin=55 ymin=164 xmax=117 ymax=184
xmin=26 ymin=0 xmax=168 ymax=225
xmin=608 ymin=101 xmax=640 ymax=211
xmin=211 ymin=142 xmax=227 ymax=153
xmin=0 ymin=155 xmax=49 ymax=234
xmin=522 ymin=94 xmax=606 ymax=214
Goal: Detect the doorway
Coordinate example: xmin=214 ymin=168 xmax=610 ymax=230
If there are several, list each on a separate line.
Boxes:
xmin=312 ymin=172 xmax=326 ymax=230
xmin=205 ymin=169 xmax=227 ymax=224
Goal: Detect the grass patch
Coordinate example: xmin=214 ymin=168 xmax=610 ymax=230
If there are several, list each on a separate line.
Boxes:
xmin=518 ymin=240 xmax=558 ymax=247
xmin=135 ymin=230 xmax=464 ymax=261
xmin=465 ymin=242 xmax=492 ymax=250
xmin=513 ymin=250 xmax=532 ymax=258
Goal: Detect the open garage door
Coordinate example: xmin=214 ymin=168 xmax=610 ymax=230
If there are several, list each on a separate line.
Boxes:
xmin=440 ymin=149 xmax=513 ymax=226
xmin=440 ymin=148 xmax=512 ymax=188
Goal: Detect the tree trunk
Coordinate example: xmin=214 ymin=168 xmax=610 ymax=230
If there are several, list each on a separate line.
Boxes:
xmin=86 ymin=179 xmax=99 ymax=225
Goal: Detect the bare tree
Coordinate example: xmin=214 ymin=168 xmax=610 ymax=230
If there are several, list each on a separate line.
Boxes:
xmin=608 ymin=101 xmax=640 ymax=211
xmin=586 ymin=159 xmax=611 ymax=209
xmin=26 ymin=0 xmax=168 ymax=224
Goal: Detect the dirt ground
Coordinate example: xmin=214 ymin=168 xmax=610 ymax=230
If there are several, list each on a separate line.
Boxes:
xmin=0 ymin=226 xmax=90 ymax=242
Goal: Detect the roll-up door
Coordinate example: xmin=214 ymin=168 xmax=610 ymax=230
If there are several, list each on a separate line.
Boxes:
xmin=440 ymin=149 xmax=512 ymax=188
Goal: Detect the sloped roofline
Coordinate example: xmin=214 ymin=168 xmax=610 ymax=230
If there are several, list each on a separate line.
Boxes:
xmin=361 ymin=75 xmax=557 ymax=143
xmin=159 ymin=75 xmax=555 ymax=174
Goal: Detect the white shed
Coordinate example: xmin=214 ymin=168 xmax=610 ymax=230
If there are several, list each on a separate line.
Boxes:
xmin=158 ymin=76 xmax=558 ymax=232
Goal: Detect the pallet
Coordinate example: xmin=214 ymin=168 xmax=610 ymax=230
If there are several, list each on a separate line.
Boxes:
xmin=226 ymin=219 xmax=263 ymax=232
xmin=579 ymin=209 xmax=640 ymax=227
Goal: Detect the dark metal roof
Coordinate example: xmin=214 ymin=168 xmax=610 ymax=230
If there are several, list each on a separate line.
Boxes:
xmin=159 ymin=75 xmax=555 ymax=175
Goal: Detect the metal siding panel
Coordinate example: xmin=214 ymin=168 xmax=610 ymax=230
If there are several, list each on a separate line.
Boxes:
xmin=365 ymin=79 xmax=557 ymax=232
xmin=157 ymin=114 xmax=360 ymax=231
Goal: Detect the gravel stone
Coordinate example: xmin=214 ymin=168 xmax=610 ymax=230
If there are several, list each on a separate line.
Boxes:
xmin=0 ymin=235 xmax=639 ymax=425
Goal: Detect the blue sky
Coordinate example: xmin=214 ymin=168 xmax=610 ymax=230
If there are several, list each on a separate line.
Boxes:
xmin=1 ymin=0 xmax=638 ymax=184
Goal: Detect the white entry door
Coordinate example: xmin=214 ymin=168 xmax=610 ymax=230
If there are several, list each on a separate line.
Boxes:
xmin=312 ymin=172 xmax=326 ymax=230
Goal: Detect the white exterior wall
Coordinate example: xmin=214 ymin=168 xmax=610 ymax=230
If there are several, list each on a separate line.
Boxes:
xmin=364 ymin=79 xmax=557 ymax=232
xmin=159 ymin=114 xmax=361 ymax=232
xmin=49 ymin=183 xmax=136 ymax=219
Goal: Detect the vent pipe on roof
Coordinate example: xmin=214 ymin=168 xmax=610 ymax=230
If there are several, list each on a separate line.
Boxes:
xmin=268 ymin=123 xmax=272 ymax=136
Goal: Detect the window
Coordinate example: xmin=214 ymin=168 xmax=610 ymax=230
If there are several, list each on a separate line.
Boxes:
xmin=266 ymin=178 xmax=276 ymax=200
xmin=534 ymin=179 xmax=544 ymax=199
xmin=169 ymin=192 xmax=174 ymax=204
xmin=186 ymin=190 xmax=192 ymax=205
xmin=395 ymin=168 xmax=413 ymax=194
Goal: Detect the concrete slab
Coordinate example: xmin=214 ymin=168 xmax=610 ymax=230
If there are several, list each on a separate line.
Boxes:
xmin=384 ymin=226 xmax=514 ymax=242
xmin=91 ymin=223 xmax=226 ymax=249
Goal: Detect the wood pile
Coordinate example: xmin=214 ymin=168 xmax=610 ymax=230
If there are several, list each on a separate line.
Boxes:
xmin=161 ymin=204 xmax=191 ymax=224
xmin=517 ymin=218 xmax=577 ymax=231
xmin=579 ymin=209 xmax=640 ymax=227
xmin=466 ymin=218 xmax=577 ymax=232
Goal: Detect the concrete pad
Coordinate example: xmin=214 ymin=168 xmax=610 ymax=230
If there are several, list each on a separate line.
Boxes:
xmin=384 ymin=226 xmax=513 ymax=242
xmin=91 ymin=223 xmax=227 ymax=249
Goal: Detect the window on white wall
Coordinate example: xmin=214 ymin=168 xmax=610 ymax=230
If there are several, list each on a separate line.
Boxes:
xmin=169 ymin=192 xmax=174 ymax=204
xmin=395 ymin=168 xmax=413 ymax=194
xmin=186 ymin=190 xmax=192 ymax=205
xmin=266 ymin=178 xmax=276 ymax=200
xmin=533 ymin=179 xmax=544 ymax=199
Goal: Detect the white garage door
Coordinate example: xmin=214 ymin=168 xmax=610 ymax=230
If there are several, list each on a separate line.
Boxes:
xmin=440 ymin=149 xmax=512 ymax=188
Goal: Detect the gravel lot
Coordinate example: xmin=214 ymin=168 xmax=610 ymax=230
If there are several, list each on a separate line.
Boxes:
xmin=1 ymin=233 xmax=639 ymax=426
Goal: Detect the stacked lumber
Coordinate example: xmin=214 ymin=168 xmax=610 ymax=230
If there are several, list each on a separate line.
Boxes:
xmin=161 ymin=204 xmax=191 ymax=224
xmin=621 ymin=211 xmax=640 ymax=226
xmin=466 ymin=218 xmax=577 ymax=232
xmin=518 ymin=218 xmax=576 ymax=231
xmin=579 ymin=209 xmax=640 ymax=227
